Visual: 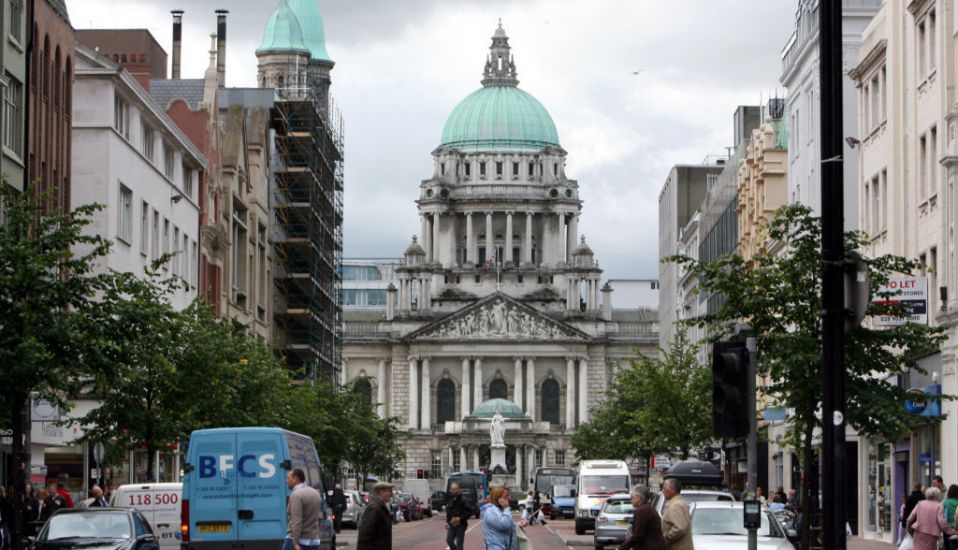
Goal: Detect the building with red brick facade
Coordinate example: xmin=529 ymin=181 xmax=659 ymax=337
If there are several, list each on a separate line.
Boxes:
xmin=28 ymin=0 xmax=74 ymax=212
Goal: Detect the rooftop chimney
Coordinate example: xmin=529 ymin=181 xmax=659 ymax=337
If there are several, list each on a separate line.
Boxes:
xmin=215 ymin=9 xmax=228 ymax=88
xmin=171 ymin=10 xmax=184 ymax=79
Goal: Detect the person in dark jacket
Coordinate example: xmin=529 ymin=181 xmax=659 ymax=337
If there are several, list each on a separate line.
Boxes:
xmin=330 ymin=484 xmax=348 ymax=534
xmin=618 ymin=485 xmax=666 ymax=550
xmin=444 ymin=483 xmax=474 ymax=550
xmin=23 ymin=483 xmax=40 ymax=523
xmin=37 ymin=489 xmax=65 ymax=523
xmin=903 ymin=483 xmax=925 ymax=534
xmin=357 ymin=482 xmax=393 ymax=550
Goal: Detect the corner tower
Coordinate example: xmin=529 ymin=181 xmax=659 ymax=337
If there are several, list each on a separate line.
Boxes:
xmin=396 ymin=23 xmax=603 ymax=317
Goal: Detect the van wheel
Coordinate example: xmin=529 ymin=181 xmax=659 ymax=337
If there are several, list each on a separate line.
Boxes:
xmin=575 ymin=520 xmax=585 ymax=535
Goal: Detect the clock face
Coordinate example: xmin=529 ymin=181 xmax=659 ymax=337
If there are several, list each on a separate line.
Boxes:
xmin=33 ymin=399 xmax=58 ymax=420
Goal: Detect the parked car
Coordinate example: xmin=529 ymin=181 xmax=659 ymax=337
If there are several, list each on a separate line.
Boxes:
xmin=32 ymin=508 xmax=160 ymax=550
xmin=397 ymin=493 xmax=421 ymax=521
xmin=549 ymin=483 xmax=577 ymax=520
xmin=340 ymin=490 xmax=366 ymax=529
xmin=594 ymin=494 xmax=633 ymax=550
xmin=430 ymin=491 xmax=447 ymax=512
xmin=651 ymin=489 xmax=734 ymax=516
xmin=404 ymin=479 xmax=433 ymax=517
xmin=689 ymin=501 xmax=793 ymax=550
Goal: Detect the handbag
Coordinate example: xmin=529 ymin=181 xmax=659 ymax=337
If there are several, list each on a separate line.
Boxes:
xmin=516 ymin=526 xmax=532 ymax=550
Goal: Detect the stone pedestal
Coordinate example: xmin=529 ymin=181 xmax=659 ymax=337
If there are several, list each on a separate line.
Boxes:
xmin=490 ymin=444 xmax=507 ymax=473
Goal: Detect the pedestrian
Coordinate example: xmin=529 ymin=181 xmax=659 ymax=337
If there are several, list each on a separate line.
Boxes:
xmin=617 ymin=485 xmax=666 ymax=550
xmin=0 ymin=487 xmax=11 ymax=550
xmin=755 ymin=486 xmax=767 ymax=505
xmin=768 ymin=493 xmax=786 ymax=512
xmin=23 ymin=483 xmax=40 ymax=524
xmin=330 ymin=483 xmax=347 ymax=534
xmin=88 ymin=485 xmax=109 ymax=508
xmin=660 ymin=479 xmax=693 ymax=550
xmin=898 ymin=494 xmax=910 ymax=544
xmin=55 ymin=481 xmax=74 ymax=508
xmin=906 ymin=486 xmax=958 ymax=550
xmin=284 ymin=468 xmax=323 ymax=550
xmin=37 ymin=486 xmax=65 ymax=523
xmin=933 ymin=476 xmax=946 ymax=492
xmin=357 ymin=482 xmax=393 ymax=550
xmin=943 ymin=485 xmax=958 ymax=527
xmin=445 ymin=482 xmax=474 ymax=550
xmin=730 ymin=483 xmax=743 ymax=501
xmin=481 ymin=486 xmax=526 ymax=550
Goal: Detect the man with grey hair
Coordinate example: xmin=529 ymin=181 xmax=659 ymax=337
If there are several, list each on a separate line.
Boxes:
xmin=618 ymin=485 xmax=666 ymax=550
xmin=660 ymin=479 xmax=693 ymax=550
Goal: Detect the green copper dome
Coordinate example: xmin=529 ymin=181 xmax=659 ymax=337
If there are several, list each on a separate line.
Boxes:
xmin=440 ymin=86 xmax=559 ymax=152
xmin=287 ymin=0 xmax=333 ymax=63
xmin=257 ymin=0 xmax=310 ymax=55
xmin=472 ymin=398 xmax=526 ymax=419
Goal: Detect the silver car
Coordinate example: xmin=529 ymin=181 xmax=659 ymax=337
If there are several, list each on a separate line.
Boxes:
xmin=652 ymin=489 xmax=735 ymax=516
xmin=340 ymin=490 xmax=366 ymax=528
xmin=690 ymin=501 xmax=793 ymax=550
xmin=593 ymin=494 xmax=633 ymax=549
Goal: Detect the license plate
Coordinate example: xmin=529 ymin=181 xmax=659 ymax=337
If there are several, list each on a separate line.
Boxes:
xmin=197 ymin=524 xmax=231 ymax=533
xmin=616 ymin=520 xmax=628 ymax=526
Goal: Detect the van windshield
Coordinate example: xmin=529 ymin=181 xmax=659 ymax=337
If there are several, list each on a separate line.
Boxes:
xmin=580 ymin=475 xmax=629 ymax=495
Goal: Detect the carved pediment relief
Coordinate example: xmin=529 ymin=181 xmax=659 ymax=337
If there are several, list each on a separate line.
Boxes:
xmin=408 ymin=293 xmax=589 ymax=342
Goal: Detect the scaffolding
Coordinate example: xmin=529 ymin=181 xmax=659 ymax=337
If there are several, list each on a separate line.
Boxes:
xmin=271 ymin=91 xmax=344 ymax=383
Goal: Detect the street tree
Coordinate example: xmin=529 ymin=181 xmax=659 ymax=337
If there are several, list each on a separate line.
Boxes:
xmin=0 ymin=186 xmax=113 ymax=542
xmin=281 ymin=381 xmax=355 ymax=479
xmin=666 ymin=204 xmax=946 ymax=549
xmin=344 ymin=390 xmax=404 ymax=487
xmin=572 ymin=329 xmax=712 ymax=464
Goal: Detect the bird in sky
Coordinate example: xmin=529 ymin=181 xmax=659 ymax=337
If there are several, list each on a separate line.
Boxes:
xmin=630 ymin=69 xmax=645 ymax=76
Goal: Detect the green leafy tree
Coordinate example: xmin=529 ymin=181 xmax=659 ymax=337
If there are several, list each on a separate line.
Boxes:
xmin=0 ymin=186 xmax=112 ymax=541
xmin=666 ymin=204 xmax=946 ymax=549
xmin=572 ymin=329 xmax=712 ymax=463
xmin=281 ymin=381 xmax=354 ymax=478
xmin=344 ymin=392 xmax=404 ymax=487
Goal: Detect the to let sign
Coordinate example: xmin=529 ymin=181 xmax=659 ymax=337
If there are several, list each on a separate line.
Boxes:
xmin=873 ymin=276 xmax=927 ymax=326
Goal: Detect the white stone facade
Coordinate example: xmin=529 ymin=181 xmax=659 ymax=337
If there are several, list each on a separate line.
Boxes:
xmin=72 ymin=44 xmax=204 ymax=311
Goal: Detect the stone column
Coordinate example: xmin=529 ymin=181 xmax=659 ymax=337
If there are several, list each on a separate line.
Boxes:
xmin=386 ymin=283 xmax=397 ymax=320
xmin=408 ymin=357 xmax=419 ymax=430
xmin=466 ymin=212 xmax=476 ymax=265
xmin=505 ymin=211 xmax=514 ymax=265
xmin=525 ymin=357 xmax=535 ymax=421
xmin=592 ymin=279 xmax=600 ymax=309
xmin=422 ymin=215 xmax=432 ymax=263
xmin=377 ymin=358 xmax=387 ymax=419
xmin=567 ymin=279 xmax=577 ymax=310
xmin=460 ymin=447 xmax=467 ymax=472
xmin=556 ymin=212 xmax=565 ymax=262
xmin=527 ymin=446 xmax=535 ymax=489
xmin=432 ymin=213 xmax=441 ymax=265
xmin=421 ymin=357 xmax=432 ymax=430
xmin=566 ymin=214 xmax=578 ymax=263
xmin=340 ymin=358 xmax=347 ymax=387
xmin=513 ymin=357 xmax=524 ymax=408
xmin=578 ymin=357 xmax=589 ymax=424
xmin=422 ymin=277 xmax=431 ymax=311
xmin=585 ymin=280 xmax=594 ymax=310
xmin=523 ymin=212 xmax=533 ymax=265
xmin=448 ymin=447 xmax=454 ymax=477
xmin=449 ymin=213 xmax=458 ymax=266
xmin=473 ymin=447 xmax=480 ymax=471
xmin=566 ymin=358 xmax=576 ymax=428
xmin=484 ymin=212 xmax=494 ymax=265
xmin=474 ymin=357 xmax=484 ymax=407
xmin=514 ymin=445 xmax=523 ymax=486
xmin=461 ymin=358 xmax=472 ymax=419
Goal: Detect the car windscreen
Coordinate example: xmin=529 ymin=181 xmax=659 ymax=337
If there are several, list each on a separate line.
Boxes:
xmin=43 ymin=512 xmax=132 ymax=540
xmin=552 ymin=484 xmax=575 ymax=498
xmin=579 ymin=475 xmax=629 ymax=495
xmin=601 ymin=500 xmax=634 ymax=515
xmin=691 ymin=508 xmax=783 ymax=538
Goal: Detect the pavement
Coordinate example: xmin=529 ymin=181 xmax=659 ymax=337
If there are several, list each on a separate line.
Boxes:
xmin=847 ymin=538 xmax=898 ymax=549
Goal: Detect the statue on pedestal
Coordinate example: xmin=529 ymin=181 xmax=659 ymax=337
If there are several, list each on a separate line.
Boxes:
xmin=490 ymin=411 xmax=505 ymax=447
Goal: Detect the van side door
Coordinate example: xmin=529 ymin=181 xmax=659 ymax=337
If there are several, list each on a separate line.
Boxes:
xmin=236 ymin=432 xmax=286 ymax=542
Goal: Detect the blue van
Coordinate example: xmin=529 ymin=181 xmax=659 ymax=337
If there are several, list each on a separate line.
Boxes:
xmin=179 ymin=427 xmax=335 ymax=550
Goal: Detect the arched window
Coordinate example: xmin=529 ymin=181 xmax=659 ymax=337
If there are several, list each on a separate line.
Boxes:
xmin=542 ymin=378 xmax=560 ymax=424
xmin=489 ymin=378 xmax=507 ymax=400
xmin=42 ymin=35 xmax=50 ymax=98
xmin=437 ymin=379 xmax=456 ymax=424
xmin=53 ymin=46 xmax=61 ymax=108
xmin=64 ymin=57 xmax=72 ymax=114
xmin=352 ymin=378 xmax=372 ymax=409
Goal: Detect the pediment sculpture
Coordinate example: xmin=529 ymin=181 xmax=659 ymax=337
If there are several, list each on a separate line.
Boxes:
xmin=414 ymin=295 xmax=586 ymax=341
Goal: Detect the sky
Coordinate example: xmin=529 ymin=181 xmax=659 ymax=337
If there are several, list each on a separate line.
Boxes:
xmin=66 ymin=0 xmax=798 ymax=280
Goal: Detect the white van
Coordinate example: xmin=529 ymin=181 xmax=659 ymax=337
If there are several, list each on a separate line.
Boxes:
xmin=110 ymin=482 xmax=182 ymax=550
xmin=574 ymin=460 xmax=631 ymax=535
xmin=403 ymin=478 xmax=433 ymax=517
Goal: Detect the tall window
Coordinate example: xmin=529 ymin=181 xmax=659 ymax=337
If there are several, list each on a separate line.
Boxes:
xmin=920 ymin=134 xmax=928 ymax=198
xmin=930 ymin=126 xmax=938 ymax=195
xmin=431 ymin=451 xmax=442 ymax=477
xmin=139 ymin=201 xmax=149 ymax=254
xmin=528 ymin=161 xmax=535 ymax=177
xmin=437 ymin=379 xmax=456 ymax=424
xmin=8 ymin=0 xmax=22 ymax=41
xmin=151 ymin=211 xmax=159 ymax=260
xmin=479 ymin=161 xmax=486 ymax=177
xmin=464 ymin=162 xmax=471 ymax=178
xmin=258 ymin=225 xmax=267 ymax=313
xmin=880 ymin=66 xmax=887 ymax=121
xmin=453 ymin=449 xmax=461 ymax=472
xmin=881 ymin=169 xmax=888 ymax=232
xmin=495 ymin=161 xmax=503 ymax=177
xmin=2 ymin=76 xmax=22 ymax=155
xmin=489 ymin=378 xmax=507 ymax=400
xmin=114 ymin=96 xmax=129 ymax=138
xmin=870 ymin=175 xmax=880 ymax=235
xmin=512 ymin=162 xmax=519 ymax=177
xmin=183 ymin=165 xmax=193 ymax=198
xmin=163 ymin=218 xmax=170 ymax=258
xmin=930 ymin=247 xmax=938 ymax=313
xmin=353 ymin=378 xmax=373 ymax=408
xmin=232 ymin=210 xmax=248 ymax=301
xmin=534 ymin=449 xmax=542 ymax=468
xmin=191 ymin=241 xmax=198 ymax=287
xmin=870 ymin=75 xmax=880 ymax=129
xmin=117 ymin=184 xmax=133 ymax=243
xmin=164 ymin=143 xmax=175 ymax=179
xmin=554 ymin=450 xmax=566 ymax=467
xmin=142 ymin=125 xmax=153 ymax=161
xmin=928 ymin=10 xmax=937 ymax=72
xmin=918 ymin=21 xmax=927 ymax=76
xmin=172 ymin=227 xmax=180 ymax=275
xmin=541 ymin=378 xmax=560 ymax=424
xmin=182 ymin=234 xmax=189 ymax=281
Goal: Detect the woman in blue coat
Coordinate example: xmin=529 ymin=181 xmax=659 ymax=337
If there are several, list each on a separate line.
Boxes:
xmin=481 ymin=486 xmax=526 ymax=550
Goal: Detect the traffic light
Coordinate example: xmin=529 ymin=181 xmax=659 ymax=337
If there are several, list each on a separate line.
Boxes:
xmin=416 ymin=469 xmax=424 ymax=479
xmin=712 ymin=341 xmax=749 ymax=438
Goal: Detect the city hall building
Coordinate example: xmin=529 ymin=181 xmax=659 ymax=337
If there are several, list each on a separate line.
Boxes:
xmin=342 ymin=24 xmax=658 ymax=489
